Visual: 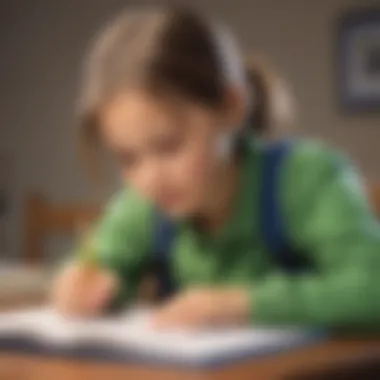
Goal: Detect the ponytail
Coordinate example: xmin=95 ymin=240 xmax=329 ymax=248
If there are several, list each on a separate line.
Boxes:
xmin=245 ymin=56 xmax=295 ymax=138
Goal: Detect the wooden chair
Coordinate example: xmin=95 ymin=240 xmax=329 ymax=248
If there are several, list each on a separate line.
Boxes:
xmin=23 ymin=193 xmax=100 ymax=264
xmin=368 ymin=182 xmax=380 ymax=217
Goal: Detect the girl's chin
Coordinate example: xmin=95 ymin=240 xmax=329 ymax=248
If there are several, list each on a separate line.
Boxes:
xmin=159 ymin=202 xmax=195 ymax=219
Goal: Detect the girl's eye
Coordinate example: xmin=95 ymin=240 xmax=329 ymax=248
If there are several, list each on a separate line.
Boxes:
xmin=153 ymin=135 xmax=183 ymax=155
xmin=115 ymin=151 xmax=138 ymax=169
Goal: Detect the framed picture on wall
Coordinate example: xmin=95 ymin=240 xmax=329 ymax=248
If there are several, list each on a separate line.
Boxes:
xmin=337 ymin=9 xmax=380 ymax=112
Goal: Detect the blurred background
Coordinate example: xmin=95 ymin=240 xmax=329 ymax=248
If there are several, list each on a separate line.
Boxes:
xmin=0 ymin=0 xmax=379 ymax=266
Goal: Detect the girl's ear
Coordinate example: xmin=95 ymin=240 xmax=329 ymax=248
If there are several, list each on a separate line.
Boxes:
xmin=212 ymin=86 xmax=248 ymax=164
xmin=214 ymin=131 xmax=235 ymax=163
xmin=222 ymin=86 xmax=249 ymax=133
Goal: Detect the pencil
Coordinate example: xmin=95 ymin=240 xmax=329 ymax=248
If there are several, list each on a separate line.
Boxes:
xmin=77 ymin=223 xmax=98 ymax=268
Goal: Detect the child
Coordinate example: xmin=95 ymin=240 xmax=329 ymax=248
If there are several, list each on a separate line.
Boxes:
xmin=53 ymin=6 xmax=380 ymax=330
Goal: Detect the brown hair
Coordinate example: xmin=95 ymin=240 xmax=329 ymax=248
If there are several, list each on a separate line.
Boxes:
xmin=78 ymin=6 xmax=294 ymax=175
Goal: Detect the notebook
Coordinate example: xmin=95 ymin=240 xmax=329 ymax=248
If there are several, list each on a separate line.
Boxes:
xmin=0 ymin=307 xmax=324 ymax=368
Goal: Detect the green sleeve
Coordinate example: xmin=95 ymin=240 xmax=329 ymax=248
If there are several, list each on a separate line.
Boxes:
xmin=253 ymin=141 xmax=380 ymax=328
xmin=91 ymin=188 xmax=154 ymax=306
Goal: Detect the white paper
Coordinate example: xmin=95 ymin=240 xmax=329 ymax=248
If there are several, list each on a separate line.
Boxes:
xmin=0 ymin=307 xmax=317 ymax=365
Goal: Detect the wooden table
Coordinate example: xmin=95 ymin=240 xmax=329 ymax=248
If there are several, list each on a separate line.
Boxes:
xmin=0 ymin=296 xmax=378 ymax=379
xmin=0 ymin=337 xmax=378 ymax=379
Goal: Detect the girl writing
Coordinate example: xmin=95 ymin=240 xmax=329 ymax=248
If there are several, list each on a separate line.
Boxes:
xmin=53 ymin=6 xmax=380 ymax=330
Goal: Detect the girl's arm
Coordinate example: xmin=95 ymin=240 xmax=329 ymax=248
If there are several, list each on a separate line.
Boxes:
xmin=53 ymin=188 xmax=154 ymax=315
xmin=253 ymin=142 xmax=380 ymax=327
xmin=92 ymin=188 xmax=154 ymax=306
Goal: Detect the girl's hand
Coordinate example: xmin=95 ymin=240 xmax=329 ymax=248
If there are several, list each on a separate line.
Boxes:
xmin=51 ymin=262 xmax=118 ymax=317
xmin=152 ymin=287 xmax=250 ymax=329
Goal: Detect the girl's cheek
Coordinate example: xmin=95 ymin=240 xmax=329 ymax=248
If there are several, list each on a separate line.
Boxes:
xmin=175 ymin=147 xmax=214 ymax=196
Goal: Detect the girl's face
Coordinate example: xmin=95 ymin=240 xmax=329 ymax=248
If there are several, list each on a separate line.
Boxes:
xmin=99 ymin=90 xmax=227 ymax=217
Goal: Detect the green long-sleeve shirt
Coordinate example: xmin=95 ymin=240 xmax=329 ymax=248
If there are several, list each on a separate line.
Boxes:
xmin=87 ymin=140 xmax=380 ymax=328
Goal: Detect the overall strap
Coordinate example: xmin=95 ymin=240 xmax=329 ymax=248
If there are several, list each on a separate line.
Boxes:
xmin=153 ymin=212 xmax=177 ymax=298
xmin=261 ymin=140 xmax=307 ymax=273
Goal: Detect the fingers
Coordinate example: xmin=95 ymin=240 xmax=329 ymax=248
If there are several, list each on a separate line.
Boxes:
xmin=153 ymin=308 xmax=208 ymax=330
xmin=85 ymin=271 xmax=117 ymax=313
xmin=151 ymin=306 xmax=183 ymax=329
xmin=150 ymin=288 xmax=249 ymax=330
xmin=52 ymin=264 xmax=117 ymax=318
xmin=152 ymin=296 xmax=205 ymax=330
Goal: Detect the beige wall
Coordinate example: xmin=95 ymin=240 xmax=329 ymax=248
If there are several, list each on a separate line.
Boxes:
xmin=1 ymin=0 xmax=379 ymax=258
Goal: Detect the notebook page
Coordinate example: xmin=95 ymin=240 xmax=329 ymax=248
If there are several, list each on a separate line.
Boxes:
xmin=0 ymin=307 xmax=154 ymax=345
xmin=103 ymin=313 xmax=313 ymax=362
xmin=0 ymin=307 xmax=320 ymax=365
